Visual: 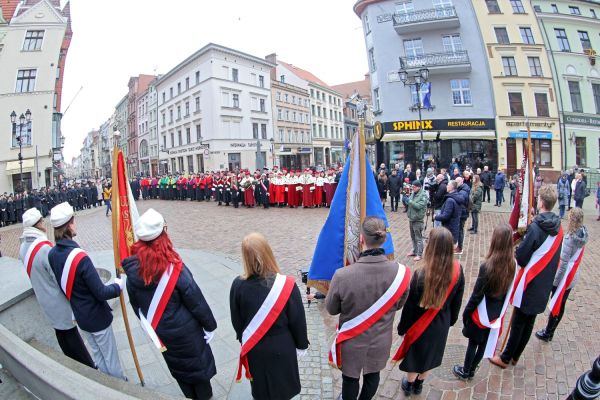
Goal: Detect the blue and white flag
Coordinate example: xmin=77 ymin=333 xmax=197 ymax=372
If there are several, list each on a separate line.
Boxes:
xmin=422 ymin=82 xmax=432 ymax=109
xmin=307 ymin=131 xmax=394 ymax=293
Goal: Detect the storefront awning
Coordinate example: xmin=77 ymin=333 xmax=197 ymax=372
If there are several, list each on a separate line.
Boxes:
xmin=5 ymin=159 xmax=35 ymax=174
xmin=381 ymin=131 xmax=496 ymax=142
xmin=381 ymin=132 xmax=438 ymax=142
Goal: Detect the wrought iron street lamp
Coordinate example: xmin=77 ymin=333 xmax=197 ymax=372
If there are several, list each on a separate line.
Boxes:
xmin=398 ymin=67 xmax=429 ymax=173
xmin=10 ymin=109 xmax=32 ymax=192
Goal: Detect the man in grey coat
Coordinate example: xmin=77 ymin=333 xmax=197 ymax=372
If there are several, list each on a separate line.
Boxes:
xmin=19 ymin=208 xmax=95 ymax=368
xmin=406 ymin=180 xmax=428 ymax=261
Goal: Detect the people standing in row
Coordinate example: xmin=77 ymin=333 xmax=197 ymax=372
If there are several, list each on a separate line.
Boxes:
xmin=396 ymin=227 xmax=465 ymax=396
xmin=123 ymin=209 xmax=217 ymax=400
xmin=453 ymin=224 xmax=516 ymax=380
xmin=406 ymin=181 xmax=428 ymax=262
xmin=229 ymin=233 xmax=309 ymax=400
xmin=468 ymin=175 xmax=483 ymax=235
xmin=19 ymin=208 xmax=95 ymax=369
xmin=536 ymin=207 xmax=588 ymax=342
xmin=491 ymin=185 xmax=562 ymax=369
xmin=326 ymin=217 xmax=410 ymax=400
xmin=48 ymin=202 xmax=126 ymax=380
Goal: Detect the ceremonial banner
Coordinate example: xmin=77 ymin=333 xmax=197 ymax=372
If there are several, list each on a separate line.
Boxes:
xmin=509 ymin=123 xmax=534 ymax=242
xmin=307 ymin=128 xmax=394 ymax=294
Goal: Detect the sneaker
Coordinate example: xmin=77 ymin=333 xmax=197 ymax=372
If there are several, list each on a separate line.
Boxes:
xmin=454 ymin=247 xmax=463 ymax=255
xmin=452 ymin=365 xmax=472 ymax=381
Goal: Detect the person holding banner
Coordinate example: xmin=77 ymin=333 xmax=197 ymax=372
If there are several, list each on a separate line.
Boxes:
xmin=325 ymin=216 xmax=410 ymax=400
xmin=123 ymin=209 xmax=217 ymax=400
xmin=491 ymin=185 xmax=562 ymax=369
xmin=19 ymin=208 xmax=95 ymax=369
xmin=229 ymin=232 xmax=308 ymax=400
xmin=536 ymin=208 xmax=587 ymax=342
xmin=452 ymin=224 xmax=516 ymax=380
xmin=48 ymin=202 xmax=126 ymax=380
xmin=395 ymin=227 xmax=464 ymax=396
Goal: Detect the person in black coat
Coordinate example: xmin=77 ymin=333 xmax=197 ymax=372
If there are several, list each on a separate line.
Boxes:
xmin=480 ymin=166 xmax=492 ymax=203
xmin=573 ymin=173 xmax=586 ymax=208
xmin=453 ymin=224 xmax=516 ymax=380
xmin=123 ymin=209 xmax=217 ymax=400
xmin=230 ymin=232 xmax=309 ymax=400
xmin=432 ymin=174 xmax=448 ymax=223
xmin=454 ymin=177 xmax=470 ymax=254
xmin=388 ymin=169 xmax=402 ymax=212
xmin=491 ymin=186 xmax=562 ymax=369
xmin=434 ymin=181 xmax=462 ymax=244
xmin=397 ymin=227 xmax=465 ymax=396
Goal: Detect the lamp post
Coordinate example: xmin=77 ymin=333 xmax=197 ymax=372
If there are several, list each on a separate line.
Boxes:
xmin=10 ymin=109 xmax=32 ymax=192
xmin=269 ymin=137 xmax=274 ymax=168
xmin=398 ymin=67 xmax=429 ymax=173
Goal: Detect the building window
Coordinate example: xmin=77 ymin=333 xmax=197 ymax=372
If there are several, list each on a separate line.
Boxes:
xmin=551 ymin=4 xmax=558 ymax=13
xmin=195 ymin=71 xmax=200 ymax=84
xmin=575 ymin=137 xmax=587 ymax=166
xmin=177 ymin=106 xmax=181 ymax=120
xmin=259 ymin=75 xmax=264 ymax=88
xmin=185 ymin=102 xmax=190 ymax=116
xmin=277 ymin=108 xmax=282 ymax=120
xmin=23 ymin=30 xmax=44 ymax=51
xmin=535 ymin=93 xmax=549 ymax=117
xmin=12 ymin=121 xmax=32 ymax=147
xmin=162 ymin=136 xmax=167 ymax=149
xmin=187 ymin=155 xmax=194 ymax=173
xmin=509 ymin=92 xmax=524 ymax=116
xmin=186 ymin=127 xmax=191 ymax=144
xmin=403 ymin=38 xmax=424 ymax=58
xmin=486 ymin=0 xmax=501 ymax=13
xmin=374 ymin=88 xmax=381 ymax=111
xmin=261 ymin=124 xmax=267 ymax=139
xmin=592 ymin=83 xmax=600 ymax=114
xmin=568 ymin=81 xmax=583 ymax=112
xmin=170 ymin=87 xmax=173 ymax=98
xmin=495 ymin=27 xmax=510 ymax=44
xmin=15 ymin=69 xmax=36 ymax=92
xmin=232 ymin=68 xmax=239 ymax=82
xmin=169 ymin=109 xmax=173 ymax=123
xmin=442 ymin=34 xmax=463 ymax=52
xmin=170 ymin=132 xmax=174 ymax=147
xmin=278 ymin=128 xmax=284 ymax=142
xmin=591 ymin=9 xmax=597 ymax=18
xmin=161 ymin=113 xmax=166 ymax=126
xmin=532 ymin=139 xmax=552 ymax=167
xmin=364 ymin=13 xmax=371 ymax=34
xmin=260 ymin=98 xmax=265 ymax=112
xmin=569 ymin=6 xmax=581 ymax=15
xmin=252 ymin=123 xmax=259 ymax=139
xmin=177 ymin=82 xmax=181 ymax=94
xmin=178 ymin=130 xmax=182 ymax=146
xmin=502 ymin=57 xmax=518 ymax=76
xmin=195 ymin=96 xmax=200 ymax=111
xmin=578 ymin=31 xmax=591 ymax=50
xmin=528 ymin=57 xmax=543 ymax=76
xmin=162 ymin=92 xmax=166 ymax=103
xmin=510 ymin=0 xmax=525 ymax=13
xmin=555 ymin=28 xmax=570 ymax=51
xmin=232 ymin=93 xmax=239 ymax=108
xmin=185 ymin=77 xmax=189 ymax=90
xmin=280 ymin=75 xmax=285 ymax=83
xmin=520 ymin=27 xmax=535 ymax=44
xmin=367 ymin=48 xmax=376 ymax=72
xmin=195 ymin=124 xmax=202 ymax=142
xmin=395 ymin=1 xmax=414 ymax=14
xmin=451 ymin=79 xmax=472 ymax=105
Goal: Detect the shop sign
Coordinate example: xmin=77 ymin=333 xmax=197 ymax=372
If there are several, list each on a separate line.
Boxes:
xmin=229 ymin=142 xmax=265 ymax=148
xmin=505 ymin=121 xmax=555 ymax=129
xmin=509 ymin=131 xmax=553 ymax=139
xmin=564 ymin=114 xmax=600 ymax=127
xmin=167 ymin=144 xmax=209 ymax=155
xmin=298 ymin=148 xmax=313 ymax=154
xmin=383 ymin=118 xmax=495 ymax=133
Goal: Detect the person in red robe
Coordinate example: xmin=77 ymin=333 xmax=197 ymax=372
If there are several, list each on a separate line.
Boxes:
xmin=287 ymin=170 xmax=299 ymax=208
xmin=241 ymin=172 xmax=255 ymax=208
xmin=300 ymin=169 xmax=315 ymax=208
xmin=314 ymin=171 xmax=325 ymax=207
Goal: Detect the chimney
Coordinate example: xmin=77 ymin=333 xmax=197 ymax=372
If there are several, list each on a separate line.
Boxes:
xmin=266 ymin=53 xmax=277 ymax=82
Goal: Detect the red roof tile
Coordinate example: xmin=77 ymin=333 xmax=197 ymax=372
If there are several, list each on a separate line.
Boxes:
xmin=278 ymin=60 xmax=330 ymax=88
xmin=0 ymin=0 xmax=19 ymax=22
xmin=331 ymin=76 xmax=372 ymax=100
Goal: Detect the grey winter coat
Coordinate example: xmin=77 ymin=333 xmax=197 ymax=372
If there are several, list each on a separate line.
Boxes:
xmin=557 ymin=178 xmax=570 ymax=207
xmin=19 ymin=229 xmax=74 ymax=330
xmin=554 ymin=226 xmax=588 ymax=289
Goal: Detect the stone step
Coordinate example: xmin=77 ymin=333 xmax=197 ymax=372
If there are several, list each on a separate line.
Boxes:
xmin=0 ymin=366 xmax=37 ymax=400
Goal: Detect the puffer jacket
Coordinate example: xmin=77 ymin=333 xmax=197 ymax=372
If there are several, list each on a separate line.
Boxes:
xmin=456 ymin=183 xmax=471 ymax=220
xmin=435 ymin=192 xmax=462 ymax=242
xmin=554 ymin=226 xmax=588 ymax=289
xmin=470 ymin=185 xmax=483 ymax=213
xmin=407 ymin=188 xmax=428 ymax=222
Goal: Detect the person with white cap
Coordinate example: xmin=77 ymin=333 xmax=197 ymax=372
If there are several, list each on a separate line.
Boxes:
xmin=19 ymin=207 xmax=95 ymax=369
xmin=47 ymin=202 xmax=126 ymax=380
xmin=122 ymin=208 xmax=217 ymax=400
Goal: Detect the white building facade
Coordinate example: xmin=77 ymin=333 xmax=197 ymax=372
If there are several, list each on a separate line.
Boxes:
xmin=156 ymin=43 xmax=275 ymax=174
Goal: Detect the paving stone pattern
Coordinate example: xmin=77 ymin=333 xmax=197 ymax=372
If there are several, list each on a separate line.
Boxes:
xmin=0 ymin=193 xmax=598 ymax=399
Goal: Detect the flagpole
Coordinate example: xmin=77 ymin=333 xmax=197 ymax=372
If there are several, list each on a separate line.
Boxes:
xmin=111 ymin=140 xmax=146 ymax=386
xmin=526 ymin=118 xmax=534 ymax=224
xmin=358 ymin=101 xmax=367 ymax=225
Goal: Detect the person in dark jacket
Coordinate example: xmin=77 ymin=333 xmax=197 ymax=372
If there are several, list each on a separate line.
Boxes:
xmin=397 ymin=227 xmax=465 ymax=396
xmin=573 ymin=173 xmax=586 ymax=208
xmin=454 ymin=177 xmax=470 ymax=255
xmin=453 ymin=224 xmax=516 ymax=379
xmin=123 ymin=209 xmax=217 ymax=399
xmin=48 ymin=202 xmax=126 ymax=379
xmin=480 ymin=166 xmax=492 ymax=203
xmin=494 ymin=171 xmax=506 ymax=206
xmin=435 ymin=181 xmax=461 ymax=245
xmin=432 ymin=174 xmax=448 ymax=227
xmin=468 ymin=175 xmax=483 ymax=234
xmin=491 ymin=185 xmax=562 ymax=369
xmin=388 ymin=169 xmax=402 ymax=212
xmin=376 ymin=170 xmax=388 ymax=208
xmin=230 ymin=233 xmax=309 ymax=400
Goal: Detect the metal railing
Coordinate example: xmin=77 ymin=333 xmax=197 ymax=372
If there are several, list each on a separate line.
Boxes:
xmin=399 ymin=51 xmax=470 ymax=69
xmin=392 ymin=6 xmax=457 ymax=26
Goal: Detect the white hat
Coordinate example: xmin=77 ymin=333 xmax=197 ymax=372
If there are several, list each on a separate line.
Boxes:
xmin=135 ymin=208 xmax=165 ymax=242
xmin=50 ymin=202 xmax=74 ymax=228
xmin=22 ymin=208 xmax=43 ymax=228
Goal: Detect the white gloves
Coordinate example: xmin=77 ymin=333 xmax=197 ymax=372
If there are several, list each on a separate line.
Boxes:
xmin=203 ymin=329 xmax=215 ymax=344
xmin=114 ymin=275 xmax=126 ymax=291
xmin=296 ymin=348 xmax=308 ymax=357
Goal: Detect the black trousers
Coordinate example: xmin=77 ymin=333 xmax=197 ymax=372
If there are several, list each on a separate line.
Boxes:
xmin=545 ymin=287 xmax=571 ymax=336
xmin=483 ymin=186 xmax=491 ymax=202
xmin=390 ymin=194 xmax=400 ymax=210
xmin=463 ymin=337 xmax=487 ymax=372
xmin=55 ymin=327 xmax=95 ymax=369
xmin=470 ymin=211 xmax=479 ymax=232
xmin=342 ymin=372 xmax=380 ymax=400
xmin=500 ymin=307 xmax=537 ymax=364
xmin=177 ymin=379 xmax=213 ymax=400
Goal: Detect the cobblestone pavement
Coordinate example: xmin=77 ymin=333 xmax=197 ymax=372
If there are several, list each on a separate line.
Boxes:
xmin=1 ymin=195 xmax=599 ymax=399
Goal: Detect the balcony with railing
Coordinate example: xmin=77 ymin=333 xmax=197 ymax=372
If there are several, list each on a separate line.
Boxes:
xmin=392 ymin=7 xmax=459 ymax=34
xmin=399 ymin=51 xmax=471 ymax=75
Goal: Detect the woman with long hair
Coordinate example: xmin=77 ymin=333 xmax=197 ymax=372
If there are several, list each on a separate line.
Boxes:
xmin=230 ymin=233 xmax=309 ymax=400
xmin=377 ymin=170 xmax=388 ymax=207
xmin=123 ymin=209 xmax=217 ymax=400
xmin=453 ymin=224 xmax=516 ymax=380
xmin=468 ymin=175 xmax=483 ymax=234
xmin=536 ymin=207 xmax=588 ymax=342
xmin=397 ymin=227 xmax=465 ymax=396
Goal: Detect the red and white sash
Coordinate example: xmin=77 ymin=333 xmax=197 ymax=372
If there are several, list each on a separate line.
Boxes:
xmin=511 ymin=227 xmax=563 ymax=308
xmin=23 ymin=237 xmax=53 ymax=277
xmin=236 ymin=273 xmax=295 ymax=382
xmin=329 ymin=263 xmax=410 ymax=369
xmin=139 ymin=263 xmax=182 ymax=352
xmin=471 ymin=264 xmax=518 ymax=358
xmin=392 ymin=261 xmax=460 ymax=363
xmin=548 ymin=246 xmax=584 ymax=317
xmin=60 ymin=248 xmax=87 ymax=300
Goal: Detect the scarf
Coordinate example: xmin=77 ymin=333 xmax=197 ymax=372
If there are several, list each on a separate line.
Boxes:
xmin=360 ymin=248 xmax=385 ymax=257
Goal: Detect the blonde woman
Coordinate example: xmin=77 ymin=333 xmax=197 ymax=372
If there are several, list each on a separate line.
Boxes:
xmin=229 ymin=233 xmax=309 ymax=400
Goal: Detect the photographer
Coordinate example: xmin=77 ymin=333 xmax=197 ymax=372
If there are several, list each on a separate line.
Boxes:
xmin=432 ymin=174 xmax=448 ymax=227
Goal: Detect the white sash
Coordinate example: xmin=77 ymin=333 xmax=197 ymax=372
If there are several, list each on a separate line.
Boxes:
xmin=139 ymin=264 xmax=177 ymax=351
xmin=548 ymin=247 xmax=583 ymax=313
xmin=60 ymin=248 xmax=86 ymax=297
xmin=241 ymin=273 xmax=286 ymax=346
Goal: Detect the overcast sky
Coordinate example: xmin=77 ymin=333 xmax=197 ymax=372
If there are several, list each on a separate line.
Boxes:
xmin=60 ymin=0 xmax=368 ymax=161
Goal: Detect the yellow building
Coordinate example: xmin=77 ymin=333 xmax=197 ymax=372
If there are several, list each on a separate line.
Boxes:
xmin=473 ymin=0 xmax=561 ymax=180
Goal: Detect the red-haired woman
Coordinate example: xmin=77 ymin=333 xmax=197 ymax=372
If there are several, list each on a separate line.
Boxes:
xmin=123 ymin=209 xmax=217 ymax=400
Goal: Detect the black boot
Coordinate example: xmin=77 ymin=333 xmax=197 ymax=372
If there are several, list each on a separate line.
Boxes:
xmin=413 ymin=378 xmax=424 ymax=394
xmin=401 ymin=377 xmax=413 ymax=396
xmin=535 ymin=328 xmax=553 ymax=342
xmin=452 ymin=365 xmax=473 ymax=381
xmin=536 ymin=315 xmax=558 ymax=342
